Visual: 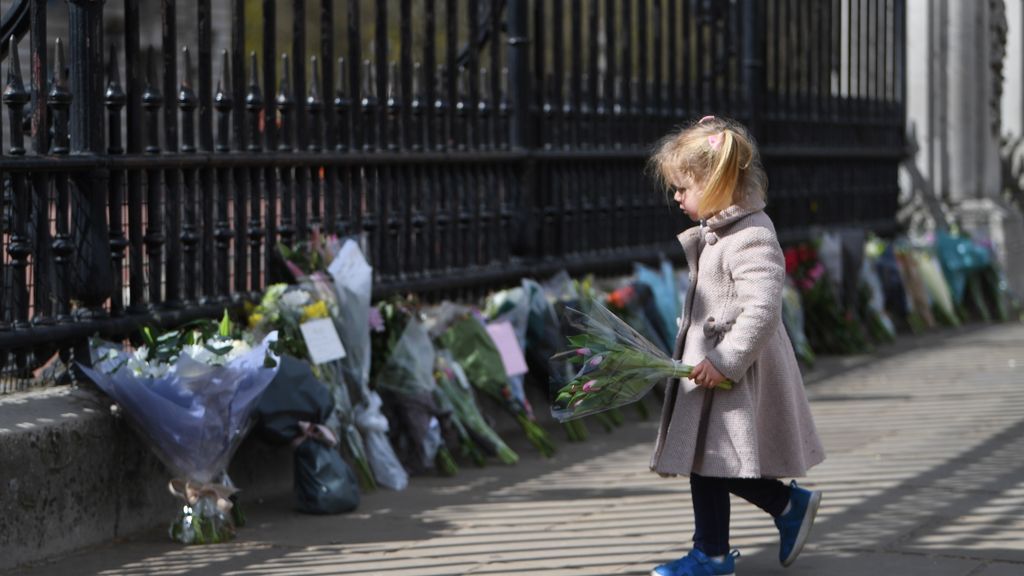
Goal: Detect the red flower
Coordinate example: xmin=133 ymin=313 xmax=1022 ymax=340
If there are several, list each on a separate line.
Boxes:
xmin=797 ymin=243 xmax=814 ymax=263
xmin=607 ymin=285 xmax=636 ymax=309
xmin=784 ymin=248 xmax=799 ymax=275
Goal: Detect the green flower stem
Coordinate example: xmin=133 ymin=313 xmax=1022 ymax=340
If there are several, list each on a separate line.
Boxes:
xmin=435 ymin=446 xmax=459 ymax=476
xmin=607 ymin=408 xmax=624 ymax=426
xmin=574 ymin=419 xmax=590 ymax=440
xmin=461 ymin=436 xmax=487 ymax=467
xmin=634 ymin=398 xmax=650 ymax=420
xmin=562 ymin=419 xmax=589 ymax=442
xmin=346 ymin=448 xmax=376 ymax=492
xmin=594 ymin=412 xmax=616 ymax=432
xmin=435 ymin=373 xmax=519 ymax=465
xmin=193 ymin=516 xmax=207 ymax=545
xmin=495 ymin=443 xmax=520 ymax=465
xmin=563 ymin=422 xmax=580 ymax=442
xmin=516 ymin=413 xmax=555 ymax=457
xmin=230 ymin=496 xmax=246 ymax=528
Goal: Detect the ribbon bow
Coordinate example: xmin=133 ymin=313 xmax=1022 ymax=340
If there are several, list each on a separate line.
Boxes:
xmin=703 ymin=316 xmax=737 ymax=342
xmin=292 ymin=420 xmax=339 ymax=449
xmin=168 ymin=479 xmax=238 ymax=514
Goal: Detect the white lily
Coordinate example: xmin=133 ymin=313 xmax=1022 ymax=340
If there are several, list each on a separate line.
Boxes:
xmin=281 ymin=289 xmax=311 ymax=310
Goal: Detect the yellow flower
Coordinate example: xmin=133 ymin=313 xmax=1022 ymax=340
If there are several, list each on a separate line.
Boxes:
xmin=247 ymin=313 xmax=264 ymax=329
xmin=300 ymin=300 xmax=329 ymax=322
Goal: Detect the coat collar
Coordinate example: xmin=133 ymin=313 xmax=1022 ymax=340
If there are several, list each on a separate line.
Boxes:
xmin=703 ymin=195 xmax=766 ymax=231
xmin=675 ymin=196 xmax=765 ymax=268
xmin=676 ymin=227 xmax=703 ymax=270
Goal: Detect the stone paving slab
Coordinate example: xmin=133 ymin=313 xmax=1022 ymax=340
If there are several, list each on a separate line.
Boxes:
xmin=7 ymin=323 xmax=1024 ymax=575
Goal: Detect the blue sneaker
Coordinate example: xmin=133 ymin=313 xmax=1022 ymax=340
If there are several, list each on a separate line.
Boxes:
xmin=650 ymin=548 xmax=740 ymax=576
xmin=774 ymin=480 xmax=822 ymax=567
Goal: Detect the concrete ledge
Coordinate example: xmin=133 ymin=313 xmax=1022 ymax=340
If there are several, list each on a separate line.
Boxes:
xmin=0 ymin=378 xmax=558 ymax=573
xmin=0 ymin=386 xmax=292 ymax=572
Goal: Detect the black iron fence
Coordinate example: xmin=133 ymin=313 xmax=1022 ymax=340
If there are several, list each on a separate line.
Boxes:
xmin=0 ymin=0 xmax=904 ymax=390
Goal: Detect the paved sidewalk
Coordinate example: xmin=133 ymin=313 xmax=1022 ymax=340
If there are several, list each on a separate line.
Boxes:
xmin=9 ymin=324 xmax=1024 ymax=575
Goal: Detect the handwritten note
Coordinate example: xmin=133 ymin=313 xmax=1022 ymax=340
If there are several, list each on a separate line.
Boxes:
xmin=300 ymin=318 xmax=347 ymax=364
xmin=485 ymin=321 xmax=529 ymax=377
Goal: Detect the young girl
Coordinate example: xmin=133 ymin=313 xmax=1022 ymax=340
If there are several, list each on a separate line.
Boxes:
xmin=647 ymin=116 xmax=826 ymax=576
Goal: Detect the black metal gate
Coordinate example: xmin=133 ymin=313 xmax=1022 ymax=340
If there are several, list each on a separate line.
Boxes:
xmin=0 ymin=0 xmax=904 ymax=389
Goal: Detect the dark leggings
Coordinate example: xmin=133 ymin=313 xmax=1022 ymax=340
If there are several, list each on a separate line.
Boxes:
xmin=690 ymin=473 xmax=792 ymax=557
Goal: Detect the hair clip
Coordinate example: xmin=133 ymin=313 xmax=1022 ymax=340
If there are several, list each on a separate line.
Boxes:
xmin=698 ymin=115 xmax=715 ymax=125
xmin=707 ymin=132 xmax=723 ymax=151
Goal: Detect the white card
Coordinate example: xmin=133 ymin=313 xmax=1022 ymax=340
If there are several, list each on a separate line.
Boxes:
xmin=300 ymin=318 xmax=347 ymax=364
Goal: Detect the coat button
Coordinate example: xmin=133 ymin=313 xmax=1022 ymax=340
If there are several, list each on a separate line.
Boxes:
xmin=705 ymin=232 xmax=718 ymax=245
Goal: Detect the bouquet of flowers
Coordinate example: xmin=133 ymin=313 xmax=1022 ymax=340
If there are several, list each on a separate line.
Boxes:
xmin=248 ymin=280 xmax=382 ymax=491
xmin=278 ymin=235 xmax=408 ymax=490
xmin=785 ymin=242 xmax=868 ymax=354
xmin=605 ymin=283 xmax=671 ymax=354
xmin=83 ymin=315 xmax=278 ymax=544
xmin=633 ymin=260 xmax=681 ymax=349
xmin=781 ymin=278 xmax=816 ymax=366
xmin=934 ymin=231 xmax=992 ymax=309
xmin=434 ymin=351 xmax=518 ymax=464
xmin=520 ymin=278 xmax=589 ymax=442
xmin=374 ymin=315 xmax=459 ymax=476
xmin=545 ymin=274 xmax=635 ymax=429
xmin=912 ymin=247 xmax=960 ymax=327
xmin=893 ymin=246 xmax=937 ymax=332
xmin=857 ymin=257 xmax=897 ymax=344
xmin=483 ymin=286 xmax=535 ymax=419
xmin=869 ymin=238 xmax=914 ymax=331
xmin=254 ymin=355 xmax=361 ymax=514
xmin=432 ymin=303 xmax=556 ymax=457
xmin=549 ymin=299 xmax=731 ymax=422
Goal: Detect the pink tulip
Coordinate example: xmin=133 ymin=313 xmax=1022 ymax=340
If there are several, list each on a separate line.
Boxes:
xmin=576 ymin=348 xmax=591 ymax=356
xmin=582 ymin=379 xmax=598 ymax=392
xmin=808 ymin=263 xmax=825 ymax=281
xmin=589 ymin=356 xmax=603 ymax=367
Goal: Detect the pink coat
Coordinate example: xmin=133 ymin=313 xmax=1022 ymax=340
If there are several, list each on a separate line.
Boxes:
xmin=650 ymin=198 xmax=826 ymax=478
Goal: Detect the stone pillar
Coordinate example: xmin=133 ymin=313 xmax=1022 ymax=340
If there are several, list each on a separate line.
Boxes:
xmin=1002 ymin=0 xmax=1023 ymax=137
xmin=905 ymin=0 xmax=1024 ymax=294
xmin=950 ymin=0 xmax=1024 ymax=295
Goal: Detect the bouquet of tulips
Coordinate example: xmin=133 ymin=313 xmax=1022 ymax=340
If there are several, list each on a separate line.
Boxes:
xmin=550 ymin=299 xmax=731 ymax=422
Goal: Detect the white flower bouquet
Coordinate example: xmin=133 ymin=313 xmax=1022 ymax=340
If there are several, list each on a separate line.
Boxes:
xmin=82 ymin=315 xmax=279 ymax=544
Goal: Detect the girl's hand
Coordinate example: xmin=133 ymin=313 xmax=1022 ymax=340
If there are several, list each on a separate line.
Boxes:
xmin=690 ymin=359 xmax=726 ymax=389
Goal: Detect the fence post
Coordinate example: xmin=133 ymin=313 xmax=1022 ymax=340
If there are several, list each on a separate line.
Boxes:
xmin=506 ymin=0 xmax=538 ymax=260
xmin=507 ymin=0 xmax=531 ymax=149
xmin=741 ymin=0 xmax=764 ymax=139
xmin=67 ymin=0 xmax=113 ymax=325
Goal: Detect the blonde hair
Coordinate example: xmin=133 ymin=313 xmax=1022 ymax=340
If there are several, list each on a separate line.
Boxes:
xmin=648 ymin=116 xmax=767 ymax=219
